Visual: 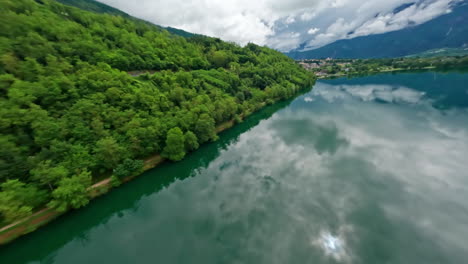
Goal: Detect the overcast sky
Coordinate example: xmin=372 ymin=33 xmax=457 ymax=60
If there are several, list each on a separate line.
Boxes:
xmin=97 ymin=0 xmax=461 ymax=51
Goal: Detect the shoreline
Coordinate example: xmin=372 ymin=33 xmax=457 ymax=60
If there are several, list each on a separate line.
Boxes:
xmin=316 ymin=66 xmax=437 ymax=79
xmin=0 ymin=86 xmax=310 ymax=245
xmin=0 ymin=123 xmax=223 ymax=245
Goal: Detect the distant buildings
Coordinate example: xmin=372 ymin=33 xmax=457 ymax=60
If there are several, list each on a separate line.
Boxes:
xmin=298 ymin=62 xmax=319 ymax=69
xmin=315 ymin=72 xmax=328 ymax=76
xmin=297 ymin=59 xmax=355 ymax=72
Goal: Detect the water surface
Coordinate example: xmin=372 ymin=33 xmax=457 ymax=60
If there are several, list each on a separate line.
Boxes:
xmin=2 ymin=71 xmax=468 ymax=264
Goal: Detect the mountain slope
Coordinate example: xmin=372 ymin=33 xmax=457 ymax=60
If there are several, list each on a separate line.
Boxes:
xmin=56 ymin=0 xmax=197 ymax=37
xmin=56 ymin=0 xmax=129 ymax=16
xmin=287 ymin=1 xmax=468 ymax=59
xmin=406 ymin=47 xmax=468 ymax=57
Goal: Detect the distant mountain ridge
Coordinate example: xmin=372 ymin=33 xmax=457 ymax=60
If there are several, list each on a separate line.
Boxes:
xmin=406 ymin=47 xmax=468 ymax=57
xmin=56 ymin=0 xmax=197 ymax=37
xmin=287 ymin=1 xmax=468 ymax=59
xmin=56 ymin=0 xmax=128 ymax=16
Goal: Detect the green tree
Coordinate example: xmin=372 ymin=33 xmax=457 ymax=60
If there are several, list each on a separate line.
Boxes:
xmin=162 ymin=127 xmax=186 ymax=161
xmin=184 ymin=131 xmax=199 ymax=152
xmin=209 ymin=51 xmax=231 ymax=68
xmin=113 ymin=158 xmax=144 ymax=180
xmin=30 ymin=161 xmax=69 ymax=190
xmin=0 ymin=180 xmax=47 ymax=223
xmin=94 ymin=136 xmax=124 ymax=170
xmin=195 ymin=113 xmax=217 ymax=143
xmin=48 ymin=171 xmax=92 ymax=212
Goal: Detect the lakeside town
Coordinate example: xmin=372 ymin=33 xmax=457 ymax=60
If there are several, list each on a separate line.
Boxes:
xmin=297 ymin=58 xmax=355 ymax=78
xmin=297 ymin=56 xmax=468 ymax=78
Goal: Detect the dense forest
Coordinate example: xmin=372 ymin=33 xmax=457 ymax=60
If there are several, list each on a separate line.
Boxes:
xmin=55 ymin=0 xmax=197 ymax=38
xmin=0 ymin=0 xmax=314 ymax=225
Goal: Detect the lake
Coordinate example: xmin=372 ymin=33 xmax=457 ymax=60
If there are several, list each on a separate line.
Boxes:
xmin=2 ymin=71 xmax=468 ymax=264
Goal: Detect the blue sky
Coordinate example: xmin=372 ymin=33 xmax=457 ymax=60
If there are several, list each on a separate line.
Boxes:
xmin=98 ymin=0 xmax=461 ymax=51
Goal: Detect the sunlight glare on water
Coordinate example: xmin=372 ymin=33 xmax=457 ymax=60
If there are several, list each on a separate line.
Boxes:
xmin=323 ymin=232 xmax=341 ymax=252
xmin=314 ymin=230 xmax=349 ymax=261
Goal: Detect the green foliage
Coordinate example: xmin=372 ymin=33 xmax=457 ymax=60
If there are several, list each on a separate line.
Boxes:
xmin=30 ymin=161 xmax=69 ymax=190
xmin=47 ymin=171 xmax=92 ymax=212
xmin=0 ymin=0 xmax=314 ymax=225
xmin=195 ymin=114 xmax=217 ymax=143
xmin=56 ymin=0 xmax=130 ymax=17
xmin=113 ymin=159 xmax=144 ymax=180
xmin=56 ymin=0 xmax=197 ymax=38
xmin=184 ymin=131 xmax=199 ymax=152
xmin=209 ymin=50 xmax=232 ymax=68
xmin=0 ymin=180 xmax=47 ymax=223
xmin=110 ymin=175 xmax=121 ymax=187
xmin=94 ymin=137 xmax=125 ymax=170
xmin=162 ymin=127 xmax=186 ymax=161
xmin=234 ymin=115 xmax=243 ymax=124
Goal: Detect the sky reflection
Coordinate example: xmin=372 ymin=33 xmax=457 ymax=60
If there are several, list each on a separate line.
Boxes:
xmin=2 ymin=72 xmax=468 ymax=264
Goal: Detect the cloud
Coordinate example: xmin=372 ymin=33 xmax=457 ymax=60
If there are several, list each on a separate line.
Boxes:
xmin=304 ymin=0 xmax=461 ymax=49
xmin=307 ymin=27 xmax=320 ymax=34
xmin=351 ymin=0 xmax=456 ymax=37
xmin=285 ymin=16 xmax=296 ymax=25
xmin=267 ymin=31 xmax=303 ymax=51
xmin=340 ymin=84 xmax=425 ymax=104
xmin=97 ymin=0 xmax=461 ymax=51
xmin=300 ymin=12 xmax=317 ymax=21
xmin=98 ymin=0 xmax=320 ymax=46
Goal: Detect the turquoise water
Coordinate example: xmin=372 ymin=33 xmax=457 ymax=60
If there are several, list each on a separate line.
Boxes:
xmin=1 ymin=71 xmax=468 ymax=264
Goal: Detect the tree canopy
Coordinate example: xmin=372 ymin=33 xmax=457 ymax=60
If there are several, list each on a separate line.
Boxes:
xmin=0 ymin=0 xmax=314 ymax=225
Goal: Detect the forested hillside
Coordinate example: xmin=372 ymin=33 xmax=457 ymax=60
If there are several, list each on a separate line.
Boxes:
xmin=56 ymin=0 xmax=129 ymax=16
xmin=406 ymin=47 xmax=468 ymax=58
xmin=0 ymin=0 xmax=314 ymax=225
xmin=56 ymin=0 xmax=196 ymax=37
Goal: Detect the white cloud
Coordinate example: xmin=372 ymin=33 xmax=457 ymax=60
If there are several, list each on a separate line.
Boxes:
xmin=352 ymin=0 xmax=456 ymax=37
xmin=305 ymin=0 xmax=460 ymax=49
xmin=98 ymin=0 xmax=320 ymax=46
xmin=339 ymin=84 xmax=425 ymax=104
xmin=300 ymin=11 xmax=317 ymax=21
xmin=268 ymin=32 xmax=302 ymax=51
xmin=331 ymin=0 xmax=349 ymax=8
xmin=97 ymin=0 xmax=461 ymax=51
xmin=307 ymin=27 xmax=320 ymax=34
xmin=285 ymin=15 xmax=296 ymax=24
xmin=310 ymin=17 xmax=359 ymax=48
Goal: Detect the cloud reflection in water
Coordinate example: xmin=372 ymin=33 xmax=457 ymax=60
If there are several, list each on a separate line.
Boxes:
xmin=24 ymin=75 xmax=468 ymax=264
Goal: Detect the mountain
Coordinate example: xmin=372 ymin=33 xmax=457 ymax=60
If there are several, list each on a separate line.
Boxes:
xmin=56 ymin=0 xmax=197 ymax=37
xmin=56 ymin=0 xmax=128 ymax=16
xmin=406 ymin=47 xmax=468 ymax=57
xmin=287 ymin=1 xmax=468 ymax=59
